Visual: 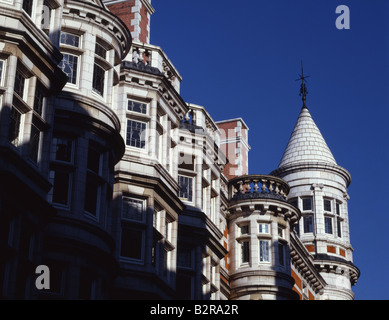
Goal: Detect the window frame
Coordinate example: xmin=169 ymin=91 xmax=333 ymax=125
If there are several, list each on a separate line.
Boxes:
xmin=29 ymin=123 xmax=41 ymax=163
xmin=22 ymin=0 xmax=34 ymax=17
xmin=51 ymin=170 xmax=72 ymax=207
xmin=278 ymin=242 xmax=286 ymax=267
xmin=324 ymin=216 xmax=333 ymax=234
xmin=303 ymin=214 xmax=314 ymax=234
xmin=126 ymin=119 xmax=147 ymax=150
xmin=259 ymin=239 xmax=271 ymax=263
xmin=323 ymin=198 xmax=332 ymax=212
xmin=0 ymin=59 xmax=6 ymax=87
xmin=122 ymin=196 xmax=146 ymax=223
xmin=240 ymin=240 xmax=250 ymax=265
xmin=178 ymin=174 xmax=194 ymax=203
xmin=258 ymin=223 xmax=270 ymax=234
xmin=59 ymin=53 xmax=80 ymax=86
xmin=302 ymin=197 xmax=313 ymax=211
xmin=50 ymin=137 xmax=76 ymax=209
xmin=119 ymin=226 xmax=145 ymax=263
xmin=8 ymin=106 xmax=23 ymax=148
xmin=54 ymin=137 xmax=74 ymax=163
xmin=14 ymin=69 xmax=26 ymax=100
xmin=92 ymin=62 xmax=106 ymax=96
xmin=127 ymin=99 xmax=148 ymax=115
xmin=60 ymin=31 xmax=81 ymax=48
xmin=83 ymin=144 xmax=103 ymax=220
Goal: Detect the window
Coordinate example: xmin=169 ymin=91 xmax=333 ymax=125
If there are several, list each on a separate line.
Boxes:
xmin=324 ymin=199 xmax=332 ymax=212
xmin=177 ymin=247 xmax=193 ymax=269
xmin=241 ymin=241 xmax=250 ymax=264
xmin=302 ymin=197 xmax=312 ymax=211
xmin=259 ymin=240 xmax=270 ymax=262
xmin=289 ymin=198 xmax=298 ymax=209
xmin=22 ymin=0 xmax=33 ymax=16
xmin=337 ymin=219 xmax=342 ymax=238
xmin=84 ymin=174 xmax=99 ymax=216
xmin=29 ymin=124 xmax=40 ymax=163
xmin=294 ymin=223 xmax=300 ymax=237
xmin=59 ymin=53 xmax=79 ymax=84
xmin=278 ymin=226 xmax=284 ymax=238
xmin=55 ymin=138 xmax=73 ymax=162
xmin=42 ymin=0 xmax=53 ymax=35
xmin=87 ymin=147 xmax=101 ymax=175
xmin=14 ymin=69 xmax=26 ymax=98
xmin=336 ymin=202 xmax=341 ymax=215
xmin=240 ymin=225 xmax=249 ymax=235
xmin=52 ymin=171 xmax=71 ymax=205
xmin=34 ymin=82 xmax=45 ymax=116
xmin=122 ymin=197 xmax=144 ymax=222
xmin=95 ymin=42 xmax=107 ymax=59
xmin=0 ymin=60 xmax=4 ymax=85
xmin=8 ymin=107 xmax=22 ymax=147
xmin=128 ymin=100 xmax=147 ymax=114
xmin=325 ymin=216 xmax=333 ymax=234
xmin=303 ymin=215 xmax=314 ymax=233
xmin=126 ymin=119 xmax=146 ymax=148
xmin=84 ymin=146 xmax=102 ymax=217
xmin=60 ymin=32 xmax=80 ymax=47
xmin=92 ymin=63 xmax=105 ymax=96
xmin=258 ymin=223 xmax=269 ymax=234
xmin=120 ymin=228 xmax=143 ymax=260
xmin=178 ymin=175 xmax=193 ymax=202
xmin=278 ymin=242 xmax=285 ymax=266
xmin=51 ymin=138 xmax=74 ymax=207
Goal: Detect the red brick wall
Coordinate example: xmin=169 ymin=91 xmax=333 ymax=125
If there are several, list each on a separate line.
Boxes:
xmin=107 ymin=1 xmax=150 ymax=43
xmin=139 ymin=3 xmax=149 ymax=43
xmin=106 ymin=1 xmax=136 ymax=34
xmin=327 ymin=246 xmax=336 ymax=253
xmin=305 ymin=244 xmax=315 ymax=252
xmin=291 ymin=268 xmax=302 ymax=300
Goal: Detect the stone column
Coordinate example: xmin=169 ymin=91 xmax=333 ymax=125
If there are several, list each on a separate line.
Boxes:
xmin=195 ymin=155 xmax=202 ymax=208
xmin=148 ymin=99 xmax=157 ymax=159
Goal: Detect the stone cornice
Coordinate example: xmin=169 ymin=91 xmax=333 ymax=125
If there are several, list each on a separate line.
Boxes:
xmin=271 ymin=161 xmax=352 ymax=187
xmin=290 ymin=232 xmax=327 ymax=294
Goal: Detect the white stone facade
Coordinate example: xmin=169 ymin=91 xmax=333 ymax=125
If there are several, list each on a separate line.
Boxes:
xmin=0 ymin=0 xmax=359 ymax=300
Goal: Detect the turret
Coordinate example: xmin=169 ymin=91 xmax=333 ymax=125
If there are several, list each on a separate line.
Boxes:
xmin=271 ymin=71 xmax=360 ymax=299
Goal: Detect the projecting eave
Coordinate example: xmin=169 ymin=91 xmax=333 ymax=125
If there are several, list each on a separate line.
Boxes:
xmin=271 ymin=161 xmax=352 ymax=188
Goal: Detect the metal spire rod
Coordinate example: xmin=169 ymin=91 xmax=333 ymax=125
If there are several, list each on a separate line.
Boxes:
xmin=296 ymin=61 xmax=310 ymax=108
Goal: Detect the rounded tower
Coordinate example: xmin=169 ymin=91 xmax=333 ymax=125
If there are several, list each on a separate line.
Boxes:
xmin=271 ymin=93 xmax=360 ymax=299
xmin=40 ymin=0 xmax=132 ymax=299
xmin=227 ymin=175 xmax=301 ymax=300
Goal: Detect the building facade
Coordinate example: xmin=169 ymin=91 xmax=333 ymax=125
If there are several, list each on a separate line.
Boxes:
xmin=0 ymin=0 xmax=359 ymax=300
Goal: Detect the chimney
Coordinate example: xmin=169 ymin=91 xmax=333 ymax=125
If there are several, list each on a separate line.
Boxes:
xmin=104 ymin=0 xmax=154 ymax=44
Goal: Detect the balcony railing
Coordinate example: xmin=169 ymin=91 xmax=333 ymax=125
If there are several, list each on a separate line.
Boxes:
xmin=228 ymin=175 xmax=290 ymax=202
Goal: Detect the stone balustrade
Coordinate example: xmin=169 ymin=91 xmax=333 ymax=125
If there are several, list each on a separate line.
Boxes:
xmin=228 ymin=174 xmax=290 ymax=202
xmin=128 ymin=42 xmax=182 ymax=92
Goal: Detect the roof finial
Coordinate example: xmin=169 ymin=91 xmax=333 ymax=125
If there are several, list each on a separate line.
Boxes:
xmin=296 ymin=61 xmax=310 ymax=109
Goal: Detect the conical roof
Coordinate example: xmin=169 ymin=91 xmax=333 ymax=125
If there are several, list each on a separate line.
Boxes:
xmin=278 ymin=106 xmax=337 ymax=168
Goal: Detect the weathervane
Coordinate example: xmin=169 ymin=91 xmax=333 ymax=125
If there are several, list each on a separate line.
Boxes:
xmin=296 ymin=61 xmax=310 ymax=108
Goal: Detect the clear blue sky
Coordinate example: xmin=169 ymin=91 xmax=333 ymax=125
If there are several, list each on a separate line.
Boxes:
xmin=150 ymin=0 xmax=389 ymax=300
